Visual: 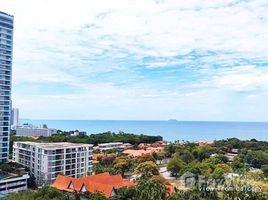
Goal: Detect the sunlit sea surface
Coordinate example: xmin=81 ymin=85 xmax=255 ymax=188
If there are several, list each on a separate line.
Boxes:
xmin=20 ymin=120 xmax=268 ymax=142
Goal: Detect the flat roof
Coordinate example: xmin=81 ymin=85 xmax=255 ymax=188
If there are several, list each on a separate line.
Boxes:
xmin=15 ymin=142 xmax=93 ymax=149
xmin=98 ymin=142 xmax=123 ymax=146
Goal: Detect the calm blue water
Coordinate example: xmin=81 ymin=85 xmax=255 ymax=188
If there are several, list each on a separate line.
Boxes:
xmin=20 ymin=120 xmax=268 ymax=142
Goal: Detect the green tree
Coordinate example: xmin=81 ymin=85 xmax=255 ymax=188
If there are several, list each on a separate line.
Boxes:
xmin=246 ymin=170 xmax=265 ymax=181
xmin=136 ymin=178 xmax=167 ymax=200
xmin=261 ymin=164 xmax=268 ymax=177
xmin=99 ymin=154 xmax=116 ymax=166
xmin=152 ymin=151 xmax=166 ymax=164
xmin=135 ymin=161 xmax=159 ymax=177
xmin=212 ymin=164 xmax=231 ymax=179
xmin=168 ymin=192 xmax=184 ymax=200
xmin=231 ymin=156 xmax=245 ymax=173
xmin=165 ymin=143 xmax=177 ymax=157
xmin=116 ymin=186 xmax=137 ymax=200
xmin=214 ymin=154 xmax=229 ymax=163
xmin=4 ymin=187 xmax=72 ymax=200
xmin=3 ymin=191 xmax=36 ymax=200
xmin=137 ymin=154 xmax=155 ymax=163
xmin=83 ymin=191 xmax=107 ymax=200
xmin=180 ymin=161 xmax=200 ymax=175
xmin=178 ymin=150 xmax=194 ymax=164
xmin=244 ymin=150 xmax=268 ymax=168
xmin=167 ymin=156 xmax=185 ymax=178
xmin=113 ymin=157 xmax=131 ymax=176
xmin=192 ymin=145 xmax=215 ymax=161
xmin=34 ymin=186 xmax=72 ymax=200
xmin=27 ymin=174 xmax=37 ymax=189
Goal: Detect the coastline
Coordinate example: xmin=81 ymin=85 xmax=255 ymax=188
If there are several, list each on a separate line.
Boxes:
xmin=20 ymin=119 xmax=268 ymax=142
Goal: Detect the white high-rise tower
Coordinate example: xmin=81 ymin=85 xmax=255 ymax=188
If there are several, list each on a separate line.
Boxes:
xmin=0 ymin=11 xmax=13 ymax=162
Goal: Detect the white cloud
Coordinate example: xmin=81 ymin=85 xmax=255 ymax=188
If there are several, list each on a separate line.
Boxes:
xmin=1 ymin=0 xmax=268 ymax=120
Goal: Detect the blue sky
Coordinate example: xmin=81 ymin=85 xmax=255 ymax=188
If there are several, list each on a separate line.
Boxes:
xmin=1 ymin=0 xmax=268 ymax=121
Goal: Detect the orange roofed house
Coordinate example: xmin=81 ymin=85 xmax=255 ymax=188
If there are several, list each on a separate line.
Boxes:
xmin=51 ymin=172 xmax=135 ymax=198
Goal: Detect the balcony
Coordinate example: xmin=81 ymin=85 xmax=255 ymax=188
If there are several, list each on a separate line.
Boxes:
xmin=55 ymin=160 xmax=63 ymax=166
xmin=55 ymin=155 xmax=63 ymax=160
xmin=55 ymin=166 xmax=63 ymax=172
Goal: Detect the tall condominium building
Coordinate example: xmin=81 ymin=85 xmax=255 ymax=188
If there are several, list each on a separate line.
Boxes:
xmin=11 ymin=108 xmax=19 ymax=128
xmin=0 ymin=11 xmax=14 ymax=163
xmin=13 ymin=142 xmax=93 ymax=186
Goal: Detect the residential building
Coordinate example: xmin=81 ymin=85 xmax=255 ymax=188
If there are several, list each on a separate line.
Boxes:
xmin=0 ymin=11 xmax=14 ymax=163
xmin=10 ymin=108 xmax=19 ymax=128
xmin=0 ymin=172 xmax=29 ymax=194
xmin=94 ymin=143 xmax=133 ymax=151
xmin=15 ymin=124 xmax=57 ymax=137
xmin=12 ymin=142 xmax=93 ymax=185
xmin=51 ymin=172 xmax=135 ymax=198
xmin=98 ymin=142 xmax=124 ymax=151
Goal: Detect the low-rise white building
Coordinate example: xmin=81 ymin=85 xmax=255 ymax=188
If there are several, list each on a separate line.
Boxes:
xmin=12 ymin=142 xmax=93 ymax=186
xmin=0 ymin=173 xmax=29 ymax=194
xmin=15 ymin=124 xmax=57 ymax=137
xmin=98 ymin=142 xmax=124 ymax=151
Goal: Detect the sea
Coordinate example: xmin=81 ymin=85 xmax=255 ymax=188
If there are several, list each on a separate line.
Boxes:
xmin=19 ymin=120 xmax=268 ymax=142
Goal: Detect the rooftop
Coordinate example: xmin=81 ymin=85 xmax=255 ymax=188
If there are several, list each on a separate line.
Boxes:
xmin=98 ymin=142 xmax=123 ymax=146
xmin=51 ymin=172 xmax=135 ymax=198
xmin=0 ymin=171 xmax=29 ymax=182
xmin=123 ymin=147 xmax=163 ymax=157
xmin=15 ymin=142 xmax=93 ymax=149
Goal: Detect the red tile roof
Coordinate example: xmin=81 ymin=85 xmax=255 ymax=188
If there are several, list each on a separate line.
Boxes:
xmin=51 ymin=172 xmax=135 ymax=198
xmin=122 ymin=147 xmax=163 ymax=157
xmin=51 ymin=175 xmax=71 ymax=190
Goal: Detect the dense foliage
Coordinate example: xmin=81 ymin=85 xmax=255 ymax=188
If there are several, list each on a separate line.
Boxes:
xmin=10 ymin=131 xmax=162 ymax=150
xmin=6 ymin=136 xmax=268 ymax=199
xmin=213 ymin=138 xmax=268 ymax=151
xmin=3 ymin=187 xmax=72 ymax=200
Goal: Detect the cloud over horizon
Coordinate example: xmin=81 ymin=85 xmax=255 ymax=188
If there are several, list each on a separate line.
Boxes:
xmin=1 ymin=0 xmax=268 ymax=121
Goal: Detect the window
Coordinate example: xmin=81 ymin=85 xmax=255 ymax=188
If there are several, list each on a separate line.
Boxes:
xmin=1 ymin=153 xmax=7 ymax=158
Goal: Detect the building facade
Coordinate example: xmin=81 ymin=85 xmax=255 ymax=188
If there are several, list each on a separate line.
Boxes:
xmin=11 ymin=108 xmax=19 ymax=128
xmin=15 ymin=124 xmax=57 ymax=137
xmin=0 ymin=174 xmax=29 ymax=194
xmin=98 ymin=142 xmax=124 ymax=151
xmin=0 ymin=11 xmax=13 ymax=163
xmin=12 ymin=142 xmax=93 ymax=186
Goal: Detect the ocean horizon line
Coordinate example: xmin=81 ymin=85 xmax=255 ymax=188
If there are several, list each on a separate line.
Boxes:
xmin=19 ymin=119 xmax=268 ymax=141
